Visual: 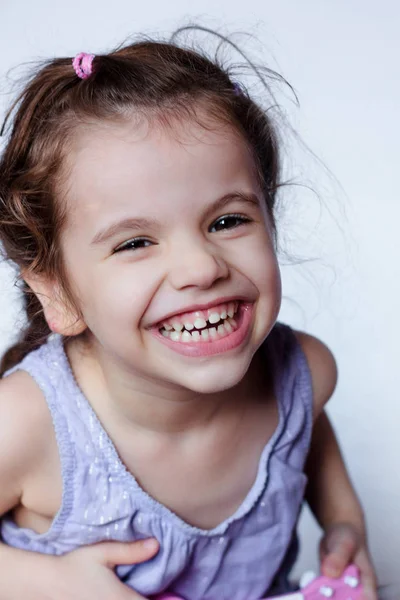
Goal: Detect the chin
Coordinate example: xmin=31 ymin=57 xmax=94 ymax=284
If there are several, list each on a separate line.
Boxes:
xmin=175 ymin=356 xmax=253 ymax=395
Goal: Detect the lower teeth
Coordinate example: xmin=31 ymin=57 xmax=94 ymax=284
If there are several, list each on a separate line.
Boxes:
xmin=161 ymin=316 xmax=238 ymax=342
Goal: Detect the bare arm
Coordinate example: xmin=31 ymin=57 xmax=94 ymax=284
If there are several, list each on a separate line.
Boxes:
xmin=0 ymin=370 xmax=57 ymax=596
xmin=295 ymin=332 xmax=365 ymax=535
xmin=305 ymin=410 xmax=365 ymax=536
xmin=0 ymin=371 xmax=47 ymax=520
xmin=0 ymin=371 xmax=158 ymax=600
xmin=296 ymin=332 xmax=376 ymax=597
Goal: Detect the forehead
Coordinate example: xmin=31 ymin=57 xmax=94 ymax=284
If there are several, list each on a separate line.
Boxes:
xmin=64 ymin=116 xmax=260 ymax=228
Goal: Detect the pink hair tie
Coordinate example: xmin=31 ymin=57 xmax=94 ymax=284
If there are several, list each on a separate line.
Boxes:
xmin=72 ymin=52 xmax=95 ymax=79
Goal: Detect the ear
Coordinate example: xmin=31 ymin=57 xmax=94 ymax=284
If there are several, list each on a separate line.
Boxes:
xmin=23 ymin=272 xmax=87 ymax=337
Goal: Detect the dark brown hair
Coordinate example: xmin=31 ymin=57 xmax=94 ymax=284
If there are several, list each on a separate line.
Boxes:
xmin=0 ymin=28 xmax=284 ymax=376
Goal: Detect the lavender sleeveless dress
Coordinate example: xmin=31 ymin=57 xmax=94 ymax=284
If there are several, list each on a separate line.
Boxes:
xmin=1 ymin=323 xmax=313 ymax=600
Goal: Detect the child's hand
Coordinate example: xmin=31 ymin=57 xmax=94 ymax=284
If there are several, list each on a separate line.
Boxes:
xmin=56 ymin=537 xmax=159 ymax=600
xmin=2 ymin=538 xmax=159 ymax=600
xmin=319 ymin=523 xmax=377 ymax=600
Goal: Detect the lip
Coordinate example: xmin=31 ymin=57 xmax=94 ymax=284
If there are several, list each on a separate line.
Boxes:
xmin=150 ymin=302 xmax=254 ymax=357
xmin=149 ymin=295 xmax=251 ymax=328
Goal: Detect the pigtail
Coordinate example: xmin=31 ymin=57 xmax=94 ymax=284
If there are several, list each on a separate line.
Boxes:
xmin=0 ymin=283 xmax=50 ymax=377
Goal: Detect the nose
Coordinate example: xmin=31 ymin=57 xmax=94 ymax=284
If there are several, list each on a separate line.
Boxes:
xmin=167 ymin=235 xmax=229 ymax=291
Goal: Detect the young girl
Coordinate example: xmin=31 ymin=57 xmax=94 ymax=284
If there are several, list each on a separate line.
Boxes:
xmin=0 ymin=33 xmax=377 ymax=600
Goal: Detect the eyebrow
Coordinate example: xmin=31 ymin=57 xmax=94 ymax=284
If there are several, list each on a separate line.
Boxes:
xmin=91 ymin=192 xmax=260 ymax=246
xmin=202 ymin=192 xmax=260 ymax=222
xmin=91 ymin=216 xmax=159 ymax=246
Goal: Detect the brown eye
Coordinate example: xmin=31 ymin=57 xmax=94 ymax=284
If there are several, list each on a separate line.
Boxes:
xmin=209 ymin=214 xmax=251 ymax=233
xmin=114 ymin=238 xmax=154 ymax=253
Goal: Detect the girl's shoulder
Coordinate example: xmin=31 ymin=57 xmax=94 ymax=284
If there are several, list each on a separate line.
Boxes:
xmin=293 ymin=330 xmax=338 ymax=421
xmin=0 ymin=368 xmax=57 ymax=508
xmin=266 ymin=323 xmax=337 ymax=421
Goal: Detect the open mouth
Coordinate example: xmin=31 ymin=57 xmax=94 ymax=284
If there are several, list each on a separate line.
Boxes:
xmin=153 ymin=301 xmax=253 ymax=357
xmin=158 ymin=301 xmax=240 ymax=343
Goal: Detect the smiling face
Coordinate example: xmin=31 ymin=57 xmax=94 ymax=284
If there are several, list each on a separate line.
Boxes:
xmin=53 ymin=115 xmax=281 ymax=394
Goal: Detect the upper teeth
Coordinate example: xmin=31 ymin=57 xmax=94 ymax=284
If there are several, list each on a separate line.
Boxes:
xmin=161 ymin=302 xmax=238 ymax=332
xmin=194 ymin=318 xmax=207 ymax=329
xmin=208 ymin=312 xmax=220 ymax=324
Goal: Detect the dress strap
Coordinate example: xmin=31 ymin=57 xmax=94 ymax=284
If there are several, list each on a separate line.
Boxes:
xmin=265 ymin=323 xmax=314 ymax=469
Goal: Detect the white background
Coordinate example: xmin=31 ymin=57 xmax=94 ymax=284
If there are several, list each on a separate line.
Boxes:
xmin=0 ymin=0 xmax=399 ymax=587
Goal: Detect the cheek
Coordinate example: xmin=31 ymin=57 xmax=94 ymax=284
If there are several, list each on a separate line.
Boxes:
xmin=253 ymin=257 xmax=281 ymax=319
xmin=85 ymin=263 xmax=158 ymax=325
xmin=235 ymin=233 xmax=280 ymax=287
xmin=257 ymin=251 xmax=281 ymax=291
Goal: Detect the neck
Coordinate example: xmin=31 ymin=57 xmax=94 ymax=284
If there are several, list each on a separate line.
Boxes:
xmin=66 ymin=337 xmax=265 ymax=436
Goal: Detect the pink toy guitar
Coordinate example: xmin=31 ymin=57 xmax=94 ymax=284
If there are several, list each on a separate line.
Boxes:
xmin=267 ymin=565 xmax=363 ymax=599
xmin=158 ymin=565 xmax=363 ymax=600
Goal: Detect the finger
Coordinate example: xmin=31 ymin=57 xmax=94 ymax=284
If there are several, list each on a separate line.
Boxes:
xmin=320 ymin=531 xmax=358 ymax=578
xmin=320 ymin=524 xmax=360 ymax=558
xmin=84 ymin=538 xmax=159 ymax=567
xmin=355 ymin=549 xmax=378 ymax=600
xmin=115 ymin=578 xmax=157 ymax=600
